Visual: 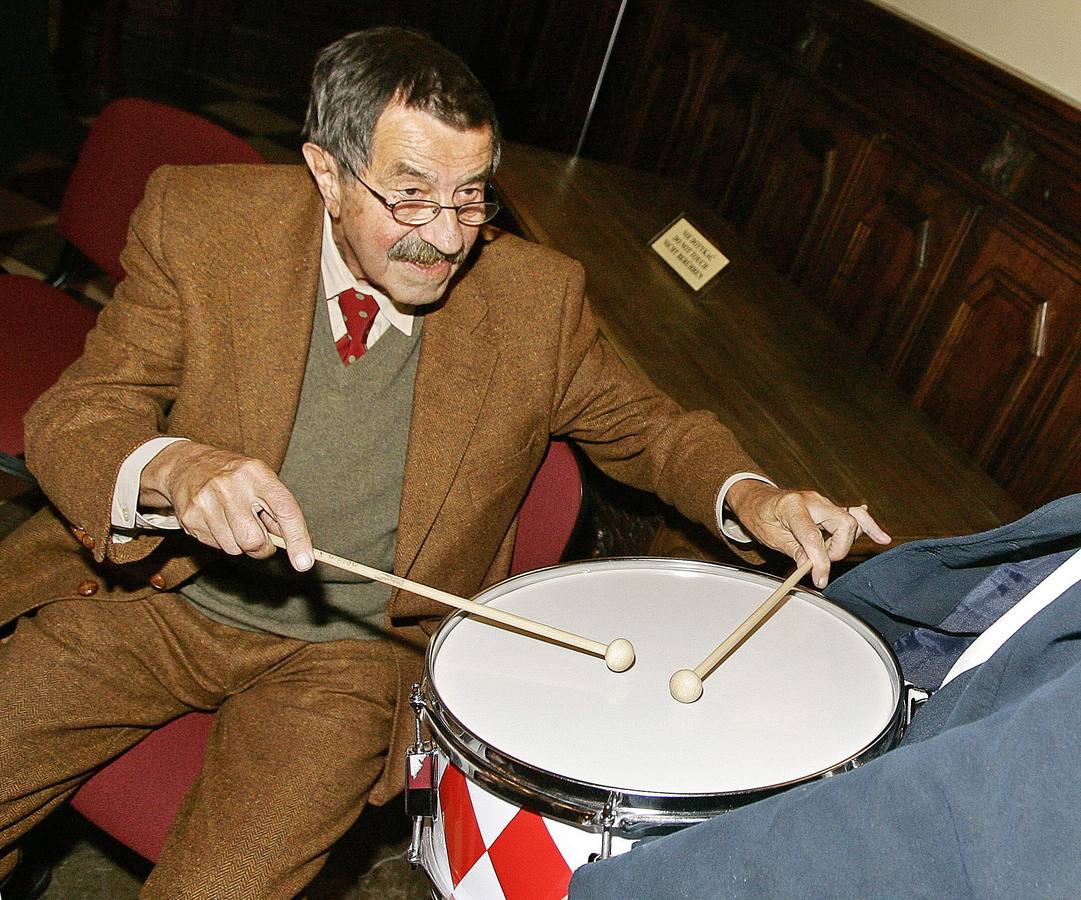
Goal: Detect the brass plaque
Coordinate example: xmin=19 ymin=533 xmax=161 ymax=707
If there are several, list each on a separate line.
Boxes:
xmin=650 ymin=217 xmax=729 ymax=290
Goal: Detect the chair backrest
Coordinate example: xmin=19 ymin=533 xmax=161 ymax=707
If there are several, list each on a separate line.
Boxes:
xmin=0 ymin=275 xmax=98 ymax=456
xmin=510 ymin=439 xmax=583 ymax=574
xmin=57 ymin=98 xmax=265 ymax=282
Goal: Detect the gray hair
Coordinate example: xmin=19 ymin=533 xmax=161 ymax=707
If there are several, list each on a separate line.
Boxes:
xmin=304 ymin=27 xmax=501 ymax=176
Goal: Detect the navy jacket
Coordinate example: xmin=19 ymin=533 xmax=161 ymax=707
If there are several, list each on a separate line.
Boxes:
xmin=569 ymin=494 xmax=1081 ymax=899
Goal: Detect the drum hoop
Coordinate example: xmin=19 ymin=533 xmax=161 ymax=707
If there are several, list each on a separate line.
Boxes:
xmin=423 ymin=557 xmax=907 ymax=836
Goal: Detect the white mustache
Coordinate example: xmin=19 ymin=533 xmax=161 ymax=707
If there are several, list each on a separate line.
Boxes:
xmin=387 ymin=234 xmax=466 ymax=266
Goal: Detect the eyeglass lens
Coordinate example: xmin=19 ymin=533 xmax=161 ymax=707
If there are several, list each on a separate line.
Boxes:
xmin=392 ymin=201 xmax=499 ymax=226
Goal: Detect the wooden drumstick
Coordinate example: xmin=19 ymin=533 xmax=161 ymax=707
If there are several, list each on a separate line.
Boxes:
xmin=669 ymin=536 xmax=835 ymax=703
xmin=268 ymin=535 xmax=635 ymax=672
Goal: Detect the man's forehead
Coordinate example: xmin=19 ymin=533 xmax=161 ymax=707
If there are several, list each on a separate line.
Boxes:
xmin=384 ymin=159 xmax=489 ymax=183
xmin=368 ymin=103 xmax=494 ymax=179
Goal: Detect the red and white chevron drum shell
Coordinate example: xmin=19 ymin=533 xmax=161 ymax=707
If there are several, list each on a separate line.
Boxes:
xmin=413 ymin=558 xmax=905 ymax=900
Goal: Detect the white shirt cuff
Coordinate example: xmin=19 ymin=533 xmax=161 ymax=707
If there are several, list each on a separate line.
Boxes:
xmin=715 ymin=472 xmax=776 ymax=543
xmin=110 ymin=436 xmax=190 ymax=541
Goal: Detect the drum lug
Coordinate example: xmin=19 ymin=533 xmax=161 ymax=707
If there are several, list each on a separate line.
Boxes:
xmin=406 ymin=748 xmax=438 ymax=819
xmin=405 ymin=749 xmax=437 ymax=868
xmin=406 ymin=682 xmax=437 ymax=816
xmin=407 ymin=815 xmax=424 ymax=869
xmin=406 ymin=683 xmax=437 ymax=867
xmin=404 ymin=743 xmax=436 ymax=864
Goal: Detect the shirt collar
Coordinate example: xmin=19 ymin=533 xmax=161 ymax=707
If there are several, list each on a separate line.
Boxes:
xmin=320 ymin=209 xmax=414 ymax=336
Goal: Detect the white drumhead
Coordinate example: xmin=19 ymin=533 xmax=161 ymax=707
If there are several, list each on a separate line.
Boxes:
xmin=430 ymin=559 xmax=900 ymax=795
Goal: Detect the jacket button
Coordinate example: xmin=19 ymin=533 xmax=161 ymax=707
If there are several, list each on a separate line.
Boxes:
xmin=77 ymin=579 xmax=99 ymax=596
xmin=149 ymin=573 xmax=168 ymax=590
xmin=80 ymin=533 xmax=96 ymax=550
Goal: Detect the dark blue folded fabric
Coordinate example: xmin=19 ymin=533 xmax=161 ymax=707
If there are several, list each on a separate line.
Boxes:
xmin=893 ymin=547 xmax=1074 ymax=689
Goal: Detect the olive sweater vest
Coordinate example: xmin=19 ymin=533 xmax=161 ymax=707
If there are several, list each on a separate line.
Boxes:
xmin=181 ymin=292 xmax=422 ymax=641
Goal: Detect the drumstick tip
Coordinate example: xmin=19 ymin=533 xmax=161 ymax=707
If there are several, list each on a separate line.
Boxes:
xmin=669 ymin=668 xmax=704 ymax=703
xmin=604 ymin=638 xmax=636 ymax=673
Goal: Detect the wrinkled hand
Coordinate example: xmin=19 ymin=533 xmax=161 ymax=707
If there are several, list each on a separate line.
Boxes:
xmin=725 ymin=480 xmax=891 ymax=587
xmin=139 ymin=441 xmax=313 ymax=571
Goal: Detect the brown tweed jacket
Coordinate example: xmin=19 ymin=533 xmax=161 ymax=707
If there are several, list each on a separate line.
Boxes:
xmin=0 ymin=164 xmax=761 ymax=803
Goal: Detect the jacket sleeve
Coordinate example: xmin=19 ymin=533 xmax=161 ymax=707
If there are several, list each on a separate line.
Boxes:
xmin=568 ymin=644 xmax=1081 ymax=899
xmin=24 ymin=167 xmax=184 ymax=563
xmin=549 ymin=259 xmax=765 ymax=541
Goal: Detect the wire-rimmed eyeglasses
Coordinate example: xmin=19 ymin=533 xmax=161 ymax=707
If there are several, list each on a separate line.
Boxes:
xmin=341 ymin=161 xmax=500 ymax=227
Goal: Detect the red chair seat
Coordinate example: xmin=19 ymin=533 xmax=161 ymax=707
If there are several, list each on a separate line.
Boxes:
xmin=0 ymin=274 xmax=98 ymax=456
xmin=70 ymin=712 xmax=214 ymax=863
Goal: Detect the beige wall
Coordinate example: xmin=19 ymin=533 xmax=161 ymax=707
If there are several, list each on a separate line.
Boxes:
xmin=870 ymin=0 xmax=1081 ymax=108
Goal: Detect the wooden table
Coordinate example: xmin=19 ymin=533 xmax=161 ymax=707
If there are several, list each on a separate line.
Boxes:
xmin=494 ymin=142 xmax=1022 ymax=556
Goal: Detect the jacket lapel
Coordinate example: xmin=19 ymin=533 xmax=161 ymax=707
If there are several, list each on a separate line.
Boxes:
xmin=230 ymin=176 xmax=323 ymax=469
xmin=395 ymin=272 xmax=497 ymax=578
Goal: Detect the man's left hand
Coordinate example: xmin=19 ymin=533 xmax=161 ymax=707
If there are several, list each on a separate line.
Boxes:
xmin=725 ymin=480 xmax=891 ymax=587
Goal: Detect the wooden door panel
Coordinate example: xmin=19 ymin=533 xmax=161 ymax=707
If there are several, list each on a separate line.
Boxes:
xmin=620 ymin=29 xmax=728 ymax=176
xmin=581 ymin=0 xmax=710 ymax=169
xmin=915 ymin=270 xmax=1048 ymax=456
xmin=911 ymin=224 xmax=1081 ymax=490
xmin=809 ymin=145 xmax=980 ymax=378
xmin=582 ymin=0 xmax=789 ymax=215
xmin=500 ymin=0 xmax=625 ymax=152
xmin=827 ymin=190 xmax=930 ymax=363
xmin=680 ymin=46 xmax=788 ymax=215
xmin=1000 ymin=346 xmax=1081 ymax=506
xmin=743 ymin=86 xmax=876 ymax=279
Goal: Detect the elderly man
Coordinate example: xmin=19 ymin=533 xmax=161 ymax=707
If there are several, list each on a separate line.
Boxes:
xmin=0 ymin=26 xmax=887 ymax=898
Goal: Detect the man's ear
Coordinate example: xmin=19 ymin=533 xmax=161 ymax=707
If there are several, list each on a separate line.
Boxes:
xmin=302 ymin=142 xmax=343 ymax=218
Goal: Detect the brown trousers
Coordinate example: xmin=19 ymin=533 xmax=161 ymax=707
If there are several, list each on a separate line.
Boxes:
xmin=0 ymin=593 xmax=400 ymax=898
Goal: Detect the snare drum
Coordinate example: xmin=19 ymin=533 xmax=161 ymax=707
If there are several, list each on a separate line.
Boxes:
xmin=406 ymin=558 xmax=906 ymax=900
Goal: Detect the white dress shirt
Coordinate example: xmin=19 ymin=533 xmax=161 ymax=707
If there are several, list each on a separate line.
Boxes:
xmin=319 ymin=209 xmax=414 ymax=349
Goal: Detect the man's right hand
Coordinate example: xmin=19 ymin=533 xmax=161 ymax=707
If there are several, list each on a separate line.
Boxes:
xmin=139 ymin=441 xmax=314 ymax=571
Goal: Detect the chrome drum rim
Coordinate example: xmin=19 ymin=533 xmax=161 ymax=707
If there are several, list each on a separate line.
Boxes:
xmin=422 ymin=558 xmax=906 ymax=837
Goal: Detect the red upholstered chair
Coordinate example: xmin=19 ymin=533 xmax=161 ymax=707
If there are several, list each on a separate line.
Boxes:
xmin=70 ymin=440 xmax=584 ymax=862
xmin=51 ymin=97 xmax=265 ymax=286
xmin=71 ymin=712 xmax=216 ymax=862
xmin=1 ymin=98 xmax=263 ymax=477
xmin=0 ymin=276 xmax=97 ymax=459
xmin=510 ymin=439 xmax=584 ymax=575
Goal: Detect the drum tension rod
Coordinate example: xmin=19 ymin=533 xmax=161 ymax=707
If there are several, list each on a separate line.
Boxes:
xmin=409 ymin=683 xmax=425 ymax=749
xmin=595 ymin=791 xmax=623 ymax=861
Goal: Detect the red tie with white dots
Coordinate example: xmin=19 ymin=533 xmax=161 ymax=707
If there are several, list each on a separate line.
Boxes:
xmin=335 ymin=287 xmax=380 ymax=365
